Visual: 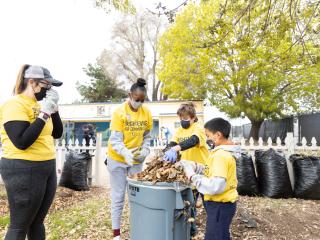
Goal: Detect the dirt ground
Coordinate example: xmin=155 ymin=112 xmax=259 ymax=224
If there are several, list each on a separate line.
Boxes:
xmin=1 ymin=185 xmax=320 ymax=240
xmin=194 ymin=196 xmax=320 ymax=240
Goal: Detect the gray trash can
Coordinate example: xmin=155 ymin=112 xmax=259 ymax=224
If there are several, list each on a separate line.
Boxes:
xmin=127 ymin=179 xmax=194 ymax=240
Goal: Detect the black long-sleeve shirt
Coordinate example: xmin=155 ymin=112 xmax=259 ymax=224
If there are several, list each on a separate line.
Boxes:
xmin=167 ymin=135 xmax=200 ymax=151
xmin=4 ymin=112 xmax=63 ymax=150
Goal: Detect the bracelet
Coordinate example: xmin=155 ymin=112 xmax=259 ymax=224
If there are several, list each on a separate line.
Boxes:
xmin=38 ymin=116 xmax=47 ymax=122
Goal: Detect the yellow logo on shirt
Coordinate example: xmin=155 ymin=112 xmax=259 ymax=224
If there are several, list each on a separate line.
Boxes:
xmin=177 ymin=137 xmax=190 ymax=142
xmin=32 ymin=106 xmax=40 ymax=119
xmin=204 ymin=164 xmax=210 ymax=176
xmin=124 ymin=120 xmax=148 ymax=132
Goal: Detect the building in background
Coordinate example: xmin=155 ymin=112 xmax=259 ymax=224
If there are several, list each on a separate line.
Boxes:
xmin=59 ymin=100 xmax=205 ymax=145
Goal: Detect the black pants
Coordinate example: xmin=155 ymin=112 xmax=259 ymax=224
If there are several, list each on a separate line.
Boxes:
xmin=0 ymin=158 xmax=57 ymax=240
xmin=204 ymin=201 xmax=237 ymax=240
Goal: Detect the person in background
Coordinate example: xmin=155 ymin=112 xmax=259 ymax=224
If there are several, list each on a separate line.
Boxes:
xmin=163 ymin=102 xmax=209 ymax=237
xmin=160 ymin=126 xmax=170 ymax=144
xmin=180 ymin=118 xmax=241 ymax=240
xmin=106 ymin=78 xmax=153 ymax=240
xmin=0 ymin=64 xmax=63 ymax=240
xmin=82 ymin=123 xmax=96 ymax=147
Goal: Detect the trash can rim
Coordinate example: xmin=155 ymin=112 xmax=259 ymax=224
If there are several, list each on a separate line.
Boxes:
xmin=127 ymin=178 xmax=190 ymax=192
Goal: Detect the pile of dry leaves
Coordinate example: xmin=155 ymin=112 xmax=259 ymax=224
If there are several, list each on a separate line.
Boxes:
xmin=131 ymin=155 xmax=189 ymax=185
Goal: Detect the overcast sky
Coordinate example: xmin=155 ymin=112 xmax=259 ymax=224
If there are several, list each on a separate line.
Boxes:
xmin=0 ymin=0 xmax=184 ymax=104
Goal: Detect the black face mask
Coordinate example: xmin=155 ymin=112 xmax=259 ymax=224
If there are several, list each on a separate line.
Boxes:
xmin=206 ymin=139 xmax=215 ymax=149
xmin=180 ymin=120 xmax=191 ymax=129
xmin=34 ymin=87 xmax=47 ymax=101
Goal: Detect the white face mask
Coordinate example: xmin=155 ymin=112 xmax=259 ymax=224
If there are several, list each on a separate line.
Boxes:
xmin=130 ymin=99 xmax=142 ymax=109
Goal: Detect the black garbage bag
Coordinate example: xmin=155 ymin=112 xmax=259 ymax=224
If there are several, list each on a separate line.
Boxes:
xmin=59 ymin=150 xmax=91 ymax=191
xmin=255 ymin=148 xmax=293 ymax=198
xmin=236 ymin=153 xmax=260 ymax=196
xmin=290 ymin=154 xmax=320 ymax=200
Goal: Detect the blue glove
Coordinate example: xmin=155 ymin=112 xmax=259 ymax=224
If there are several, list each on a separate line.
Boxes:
xmin=163 ymin=148 xmax=178 ymax=163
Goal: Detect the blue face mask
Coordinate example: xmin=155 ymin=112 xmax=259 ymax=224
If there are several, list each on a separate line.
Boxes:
xmin=180 ymin=120 xmax=191 ymax=129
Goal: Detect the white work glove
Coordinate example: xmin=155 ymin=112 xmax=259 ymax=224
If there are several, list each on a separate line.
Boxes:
xmin=120 ymin=148 xmax=134 ymax=166
xmin=180 ymin=160 xmax=196 ymax=179
xmin=40 ymin=98 xmax=57 ymax=115
xmin=46 ymin=89 xmax=59 ymax=104
xmin=133 ymin=147 xmax=150 ymax=163
xmin=195 ymin=163 xmax=205 ymax=175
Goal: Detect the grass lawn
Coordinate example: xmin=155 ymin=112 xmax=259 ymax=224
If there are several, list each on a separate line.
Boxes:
xmin=0 ymin=185 xmax=320 ymax=240
xmin=0 ymin=186 xmax=131 ymax=240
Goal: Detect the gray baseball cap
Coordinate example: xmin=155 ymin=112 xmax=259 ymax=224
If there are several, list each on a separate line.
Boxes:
xmin=24 ymin=65 xmax=63 ymax=87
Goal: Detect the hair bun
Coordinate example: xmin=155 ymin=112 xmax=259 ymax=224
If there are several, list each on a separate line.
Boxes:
xmin=136 ymin=78 xmax=147 ymax=87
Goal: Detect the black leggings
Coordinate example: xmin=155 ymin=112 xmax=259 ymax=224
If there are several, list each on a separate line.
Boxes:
xmin=0 ymin=158 xmax=57 ymax=240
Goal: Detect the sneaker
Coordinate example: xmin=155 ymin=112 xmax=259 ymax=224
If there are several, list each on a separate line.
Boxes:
xmin=113 ymin=236 xmax=120 ymax=240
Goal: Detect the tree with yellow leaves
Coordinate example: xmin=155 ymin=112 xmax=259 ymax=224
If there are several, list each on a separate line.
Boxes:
xmin=158 ymin=0 xmax=320 ymax=139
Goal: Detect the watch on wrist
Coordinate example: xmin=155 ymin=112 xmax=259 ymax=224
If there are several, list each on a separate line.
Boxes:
xmin=39 ymin=112 xmax=50 ymax=121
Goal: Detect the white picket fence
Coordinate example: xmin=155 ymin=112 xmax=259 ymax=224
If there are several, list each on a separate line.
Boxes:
xmin=55 ymin=133 xmax=109 ymax=187
xmin=55 ymin=138 xmax=97 ymax=186
xmin=1 ymin=133 xmax=320 ymax=187
xmin=151 ymin=133 xmax=320 ymax=156
xmin=151 ymin=133 xmax=320 ymax=189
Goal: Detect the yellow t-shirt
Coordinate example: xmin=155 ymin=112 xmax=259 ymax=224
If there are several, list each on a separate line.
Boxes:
xmin=107 ymin=102 xmax=153 ymax=164
xmin=204 ymin=148 xmax=238 ymax=203
xmin=172 ymin=122 xmax=208 ymax=165
xmin=0 ymin=94 xmax=55 ymax=161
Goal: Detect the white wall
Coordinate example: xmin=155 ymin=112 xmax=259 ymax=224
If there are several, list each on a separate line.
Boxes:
xmin=59 ymin=100 xmax=205 ymax=122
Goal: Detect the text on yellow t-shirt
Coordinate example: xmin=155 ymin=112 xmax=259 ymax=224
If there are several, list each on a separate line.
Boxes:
xmin=107 ymin=102 xmax=153 ymax=164
xmin=172 ymin=122 xmax=209 ymax=165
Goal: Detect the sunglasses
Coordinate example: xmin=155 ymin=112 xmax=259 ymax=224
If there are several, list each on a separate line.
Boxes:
xmin=39 ymin=81 xmax=52 ymax=90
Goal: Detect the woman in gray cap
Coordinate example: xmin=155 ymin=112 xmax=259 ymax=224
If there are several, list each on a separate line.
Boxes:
xmin=0 ymin=64 xmax=63 ymax=240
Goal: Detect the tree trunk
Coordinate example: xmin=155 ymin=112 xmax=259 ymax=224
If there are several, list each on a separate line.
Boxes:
xmin=159 ymin=91 xmax=168 ymax=101
xmin=159 ymin=82 xmax=169 ymax=101
xmin=249 ymin=120 xmax=264 ymax=141
xmin=152 ymin=80 xmax=161 ymax=101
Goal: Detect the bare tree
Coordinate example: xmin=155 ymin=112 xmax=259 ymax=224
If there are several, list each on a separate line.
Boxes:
xmin=98 ymin=11 xmax=168 ymax=101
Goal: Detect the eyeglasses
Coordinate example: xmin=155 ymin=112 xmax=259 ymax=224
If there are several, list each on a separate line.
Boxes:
xmin=39 ymin=81 xmax=52 ymax=90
